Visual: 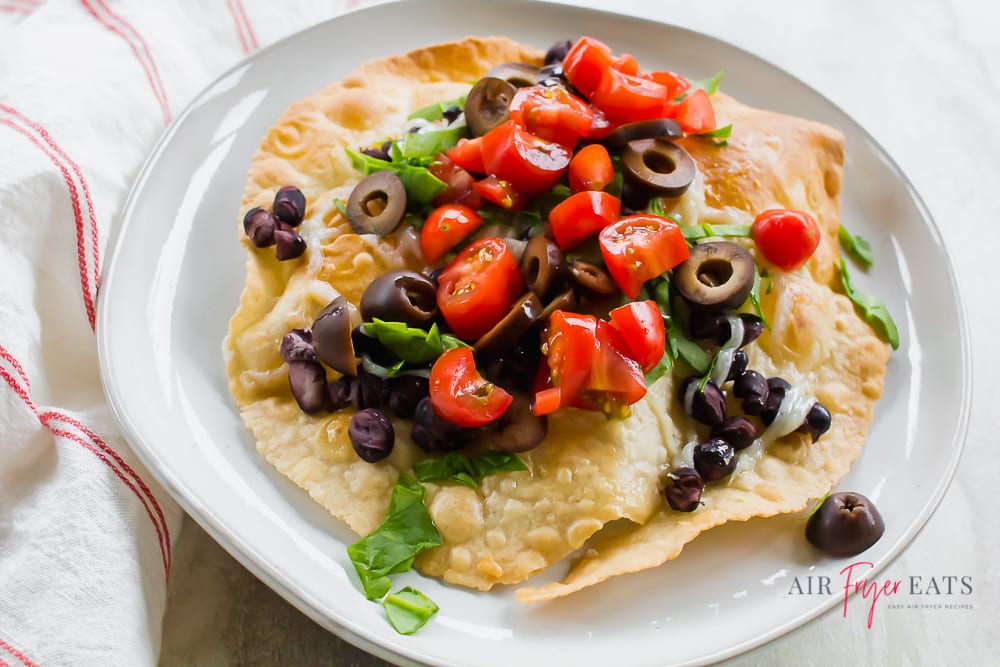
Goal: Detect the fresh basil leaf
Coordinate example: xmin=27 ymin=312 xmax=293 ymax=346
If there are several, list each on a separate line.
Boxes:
xmin=361 ymin=320 xmax=467 ymax=364
xmin=346 ymin=148 xmax=445 ymax=204
xmin=347 ymin=475 xmax=443 ymax=600
xmin=413 ymin=451 xmax=527 ymax=488
xmin=838 ymin=224 xmax=874 ymax=269
xmin=407 ymin=96 xmax=466 ymax=121
xmin=333 ymin=198 xmax=348 ymax=217
xmin=402 ymin=125 xmax=466 ymax=159
xmin=681 ymin=223 xmax=752 ymax=241
xmin=674 ymin=71 xmax=723 ymax=101
xmin=748 ymin=266 xmax=770 ymax=330
xmin=649 ymin=197 xmax=666 ymax=217
xmin=383 ymin=587 xmax=440 ymax=635
xmin=359 ymin=354 xmax=407 ymax=379
xmin=669 ymin=327 xmax=711 ymax=374
xmin=698 ymin=352 xmax=719 ymax=391
xmin=696 ymin=123 xmax=733 ymax=146
xmin=644 ymin=353 xmax=672 ymax=384
xmin=838 ymin=259 xmax=900 ymax=349
xmin=801 ymin=492 xmax=831 ymax=523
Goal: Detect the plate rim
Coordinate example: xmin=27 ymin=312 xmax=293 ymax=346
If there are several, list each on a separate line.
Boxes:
xmin=96 ymin=1 xmax=974 ymax=665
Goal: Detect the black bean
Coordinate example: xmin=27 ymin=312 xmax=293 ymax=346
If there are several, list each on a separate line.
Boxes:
xmin=680 ymin=377 xmax=726 ymax=425
xmin=287 ymin=361 xmax=328 ymax=414
xmin=328 ymin=375 xmax=354 ymax=411
xmin=711 ymin=415 xmax=758 ymax=451
xmin=665 ymin=467 xmax=703 ymax=512
xmin=350 ymin=369 xmax=389 ymax=410
xmin=348 ymin=408 xmax=395 ymax=463
xmin=387 ymin=375 xmax=429 ymax=419
xmin=243 ymin=207 xmax=277 ymax=248
xmin=272 ymin=185 xmax=306 ymax=227
xmin=797 ymin=401 xmax=833 ymax=442
xmin=280 ymin=329 xmax=317 ymax=363
xmin=544 ymin=39 xmax=573 ymax=65
xmin=693 ymin=438 xmax=737 ymax=481
xmin=761 ymin=376 xmax=791 ymax=426
xmin=411 ymin=397 xmax=469 ymax=453
xmin=687 ymin=308 xmax=725 ymax=340
xmin=726 ymin=349 xmax=749 ymax=382
xmin=733 ymin=370 xmax=768 ymax=415
xmin=274 ymin=224 xmax=306 ymax=260
xmin=712 ymin=314 xmax=765 ymax=347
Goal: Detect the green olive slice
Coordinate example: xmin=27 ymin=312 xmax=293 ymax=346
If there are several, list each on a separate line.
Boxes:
xmin=621 ymin=138 xmax=696 ymax=198
xmin=465 ymin=76 xmax=517 ymax=137
xmin=520 ymin=235 xmax=568 ymax=300
xmin=346 ymin=171 xmax=407 ymax=236
xmin=312 ymin=296 xmax=357 ymax=376
xmin=485 ymin=62 xmax=542 ymax=88
xmin=674 ymin=242 xmax=755 ymax=311
xmin=475 ymin=292 xmax=543 ymax=357
xmin=600 ymin=118 xmax=683 ymax=148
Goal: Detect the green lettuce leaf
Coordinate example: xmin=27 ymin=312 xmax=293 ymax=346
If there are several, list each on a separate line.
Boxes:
xmin=838 ymin=259 xmax=900 ymax=349
xmin=383 ymin=587 xmax=440 ymax=635
xmin=413 ymin=451 xmax=527 ymax=488
xmin=361 ymin=319 xmax=467 ymax=365
xmin=838 ymin=224 xmax=874 ymax=269
xmin=407 ymin=96 xmax=466 ymax=121
xmin=346 ymin=148 xmax=445 ymax=204
xmin=401 ymin=125 xmax=466 ymax=159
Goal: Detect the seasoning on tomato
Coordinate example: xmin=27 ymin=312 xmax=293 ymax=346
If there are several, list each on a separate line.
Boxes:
xmin=599 ymin=214 xmax=690 ymax=299
xmin=751 ymin=208 xmax=822 ymax=271
xmin=561 ymin=36 xmax=615 ymax=99
xmin=429 ymin=347 xmax=513 ymax=427
xmin=548 ymin=190 xmax=621 ymax=251
xmin=479 ymin=120 xmax=571 ymax=197
xmin=608 ymin=300 xmax=665 ymax=372
xmin=568 ymin=143 xmax=614 ymax=193
xmin=420 ymin=204 xmax=484 ymax=264
xmin=672 ymin=88 xmax=716 ymax=134
xmin=436 ymin=237 xmax=524 ymax=340
xmin=575 ymin=320 xmax=647 ymax=416
xmin=509 ymin=85 xmax=594 ymax=148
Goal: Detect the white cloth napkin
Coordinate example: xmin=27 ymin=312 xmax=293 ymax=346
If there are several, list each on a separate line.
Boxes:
xmin=0 ymin=1 xmax=371 ymax=664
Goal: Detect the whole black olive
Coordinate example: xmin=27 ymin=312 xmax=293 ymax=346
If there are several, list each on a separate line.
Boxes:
xmin=805 ymin=492 xmax=885 ymax=557
xmin=287 ymin=361 xmax=328 ymax=414
xmin=733 ymin=370 xmax=769 ymax=415
xmin=727 ymin=350 xmax=749 ymax=382
xmin=475 ymin=293 xmax=543 ymax=357
xmin=387 ymin=375 xmax=430 ymax=419
xmin=693 ymin=438 xmax=737 ymax=481
xmin=348 ymin=408 xmax=395 ymax=463
xmin=274 ymin=224 xmax=307 ymax=260
xmin=680 ymin=377 xmax=726 ymax=425
xmin=621 ymin=138 xmax=696 ymax=197
xmin=350 ymin=368 xmax=389 ymax=410
xmin=797 ymin=402 xmax=833 ymax=442
xmin=665 ymin=467 xmax=704 ymax=512
xmin=521 ymin=235 xmax=569 ymax=300
xmin=484 ymin=62 xmax=542 ymax=88
xmin=761 ymin=376 xmax=791 ymax=426
xmin=481 ymin=393 xmax=547 ymax=453
xmin=346 ymin=171 xmax=407 ymax=236
xmin=280 ymin=329 xmax=318 ymax=363
xmin=328 ymin=375 xmax=354 ymax=411
xmin=312 ymin=296 xmax=357 ymax=376
xmin=544 ymin=39 xmax=573 ymax=65
xmin=601 ymin=118 xmax=683 ymax=148
xmin=411 ymin=397 xmax=470 ymax=453
xmin=710 ymin=415 xmax=758 ymax=451
xmin=674 ymin=242 xmax=755 ymax=311
xmin=465 ymin=77 xmax=517 ymax=137
xmin=273 ymin=186 xmax=306 ymax=227
xmin=568 ymin=260 xmax=618 ymax=300
xmin=243 ymin=207 xmax=277 ymax=248
xmin=359 ymin=270 xmax=438 ymax=328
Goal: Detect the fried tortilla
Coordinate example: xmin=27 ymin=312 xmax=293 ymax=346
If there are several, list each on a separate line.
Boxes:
xmin=223 ymin=37 xmax=890 ymax=600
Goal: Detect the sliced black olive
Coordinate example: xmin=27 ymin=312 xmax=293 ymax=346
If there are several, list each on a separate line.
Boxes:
xmin=621 ymin=138 xmax=696 ymax=197
xmin=475 ymin=293 xmax=544 ymax=357
xmin=272 ymin=186 xmax=306 ymax=227
xmin=538 ymin=289 xmax=578 ymax=322
xmin=346 ymin=171 xmax=406 ymax=236
xmin=482 ymin=330 xmax=541 ymax=392
xmin=665 ymin=467 xmax=703 ymax=512
xmin=537 ymin=63 xmax=563 ymax=87
xmin=601 ymin=118 xmax=683 ymax=148
xmin=805 ymin=492 xmax=885 ymax=557
xmin=312 ymin=296 xmax=357 ymax=376
xmin=544 ymin=39 xmax=573 ymax=65
xmin=569 ymin=260 xmax=618 ymax=299
xmin=674 ymin=242 xmax=755 ymax=311
xmin=619 ymin=177 xmax=652 ymax=214
xmin=484 ymin=62 xmax=541 ymax=88
xmin=520 ymin=235 xmax=569 ymax=300
xmin=465 ymin=77 xmax=517 ymax=137
xmin=287 ymin=361 xmax=328 ymax=414
xmin=483 ymin=393 xmax=547 ymax=453
xmin=359 ymin=270 xmax=438 ymax=328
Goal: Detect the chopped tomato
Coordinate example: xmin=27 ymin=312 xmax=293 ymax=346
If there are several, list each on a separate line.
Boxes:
xmin=591 ymin=69 xmax=667 ymax=122
xmin=568 ymin=143 xmax=614 ymax=193
xmin=599 ymin=214 xmax=690 ymax=299
xmin=446 ymin=136 xmax=486 ymax=174
xmin=472 ymin=175 xmax=525 ymax=210
xmin=429 ymin=153 xmax=483 ymax=209
xmin=542 ymin=310 xmax=598 ymax=406
xmin=429 ymin=347 xmax=513 ymax=427
xmin=509 ymin=85 xmax=594 ymax=148
xmin=480 ymin=121 xmax=571 ymax=197
xmin=575 ymin=321 xmax=647 ymax=415
xmin=548 ymin=190 xmax=621 ymax=251
xmin=586 ymin=107 xmax=619 ymax=139
xmin=436 ymin=237 xmax=525 ymax=341
xmin=751 ymin=208 xmax=822 ymax=271
xmin=531 ymin=386 xmax=562 ymax=416
xmin=642 ymin=70 xmax=691 ymax=101
xmin=562 ymin=36 xmax=615 ymax=99
xmin=611 ymin=53 xmax=639 ymax=76
xmin=420 ymin=204 xmax=483 ymax=264
xmin=673 ymin=88 xmax=716 ymax=134
xmin=608 ymin=300 xmax=665 ymax=372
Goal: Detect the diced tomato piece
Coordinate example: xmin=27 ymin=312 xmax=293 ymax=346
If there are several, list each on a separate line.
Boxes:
xmin=608 ymin=300 xmax=665 ymax=372
xmin=472 ymin=175 xmax=525 ymax=210
xmin=599 ymin=214 xmax=690 ymax=299
xmin=673 ymin=88 xmax=717 ymax=134
xmin=562 ymin=36 xmax=615 ymax=99
xmin=420 ymin=203 xmax=484 ymax=264
xmin=751 ymin=208 xmax=822 ymax=271
xmin=548 ymin=190 xmax=621 ymax=251
xmin=532 ymin=387 xmax=562 ymax=416
xmin=642 ymin=70 xmax=691 ymax=101
xmin=568 ymin=143 xmax=614 ymax=193
xmin=585 ymin=107 xmax=619 ymax=140
xmin=429 ymin=153 xmax=483 ymax=209
xmin=611 ymin=53 xmax=639 ymax=76
xmin=429 ymin=347 xmax=513 ymax=427
xmin=574 ymin=321 xmax=647 ymax=414
xmin=436 ymin=237 xmax=525 ymax=341
xmin=591 ymin=68 xmax=668 ymax=122
xmin=480 ymin=121 xmax=571 ymax=197
xmin=509 ymin=85 xmax=594 ymax=148
xmin=446 ymin=137 xmax=486 ymax=174
xmin=542 ymin=310 xmax=598 ymax=406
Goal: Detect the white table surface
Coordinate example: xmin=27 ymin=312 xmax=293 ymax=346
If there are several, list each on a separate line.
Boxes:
xmin=160 ymin=0 xmax=1000 ymax=663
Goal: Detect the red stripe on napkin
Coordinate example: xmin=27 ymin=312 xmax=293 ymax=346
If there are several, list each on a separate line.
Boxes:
xmin=81 ymin=0 xmax=171 ymax=125
xmin=0 ymin=638 xmax=40 ymax=667
xmin=0 ymin=110 xmax=100 ymax=330
xmin=227 ymin=0 xmax=258 ymax=53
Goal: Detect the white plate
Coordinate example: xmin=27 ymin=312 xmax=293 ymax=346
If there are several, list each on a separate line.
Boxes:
xmin=97 ymin=1 xmax=971 ymax=665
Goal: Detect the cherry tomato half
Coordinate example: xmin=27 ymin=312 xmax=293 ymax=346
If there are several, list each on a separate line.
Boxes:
xmin=672 ymin=88 xmax=717 ymax=134
xmin=480 ymin=121 xmax=571 ymax=197
xmin=611 ymin=53 xmax=639 ymax=77
xmin=542 ymin=310 xmax=598 ymax=406
xmin=437 ymin=237 xmax=525 ymax=341
xmin=548 ymin=190 xmax=621 ymax=251
xmin=446 ymin=136 xmax=486 ymax=174
xmin=562 ymin=36 xmax=615 ymax=99
xmin=509 ymin=85 xmax=594 ymax=148
xmin=599 ymin=214 xmax=690 ymax=299
xmin=568 ymin=143 xmax=614 ymax=193
xmin=472 ymin=175 xmax=525 ymax=210
xmin=751 ymin=208 xmax=822 ymax=271
xmin=642 ymin=70 xmax=691 ymax=101
xmin=429 ymin=347 xmax=513 ymax=427
xmin=608 ymin=300 xmax=665 ymax=372
xmin=575 ymin=320 xmax=647 ymax=415
xmin=429 ymin=153 xmax=483 ymax=209
xmin=591 ymin=68 xmax=667 ymax=123
xmin=420 ymin=203 xmax=483 ymax=264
